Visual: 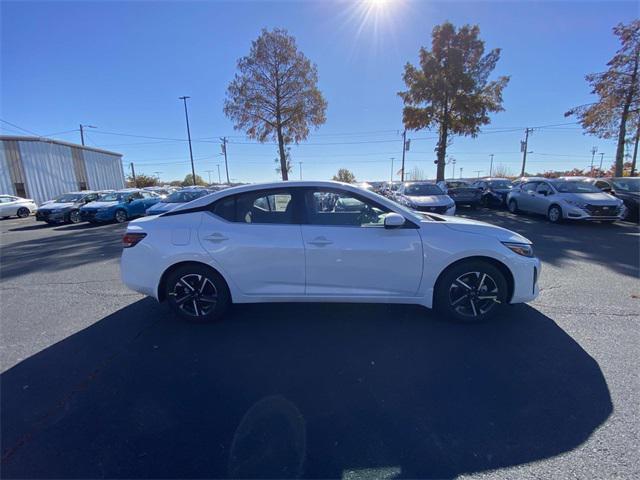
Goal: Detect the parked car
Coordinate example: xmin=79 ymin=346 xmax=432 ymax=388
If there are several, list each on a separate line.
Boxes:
xmin=471 ymin=178 xmax=513 ymax=207
xmin=143 ymin=187 xmax=175 ymax=199
xmin=0 ymin=195 xmax=37 ymax=219
xmin=379 ymin=181 xmax=401 ymax=199
xmin=146 ymin=188 xmax=212 ymax=215
xmin=581 ymin=177 xmax=639 ymax=222
xmin=121 ymin=181 xmax=540 ymax=323
xmin=36 ymin=191 xmax=100 ymax=224
xmin=80 ymin=189 xmax=160 ymax=223
xmin=507 ymin=178 xmax=626 ymax=223
xmin=436 ymin=180 xmax=482 ymax=208
xmin=394 ymin=182 xmax=456 ymax=215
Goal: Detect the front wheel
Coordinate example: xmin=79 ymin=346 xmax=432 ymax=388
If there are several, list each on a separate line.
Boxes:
xmin=17 ymin=207 xmax=30 ymax=218
xmin=114 ymin=209 xmax=128 ymax=223
xmin=165 ymin=264 xmax=230 ymax=323
xmin=507 ymin=199 xmax=518 ymax=214
xmin=68 ymin=210 xmax=81 ymax=224
xmin=435 ymin=261 xmax=508 ymax=322
xmin=547 ymin=205 xmax=563 ymax=223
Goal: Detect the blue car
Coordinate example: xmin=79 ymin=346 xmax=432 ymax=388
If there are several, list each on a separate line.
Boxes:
xmin=145 ymin=188 xmax=212 ymax=215
xmin=80 ymin=189 xmax=160 ymax=223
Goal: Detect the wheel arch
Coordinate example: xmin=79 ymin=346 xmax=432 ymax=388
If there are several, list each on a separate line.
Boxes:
xmin=157 ymin=260 xmax=232 ymax=303
xmin=433 ymin=255 xmax=515 ymax=304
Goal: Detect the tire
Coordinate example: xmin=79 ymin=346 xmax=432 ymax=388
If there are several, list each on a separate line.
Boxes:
xmin=547 ymin=204 xmax=563 ymax=223
xmin=17 ymin=207 xmax=30 ymax=218
xmin=435 ymin=260 xmax=508 ymax=323
xmin=165 ymin=264 xmax=230 ymax=323
xmin=507 ymin=199 xmax=519 ymax=214
xmin=114 ymin=209 xmax=128 ymax=223
xmin=68 ymin=210 xmax=81 ymax=224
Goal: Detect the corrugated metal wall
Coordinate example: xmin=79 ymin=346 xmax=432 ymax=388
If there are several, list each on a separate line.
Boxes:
xmin=0 ymin=138 xmax=125 ymax=205
xmin=83 ymin=149 xmax=126 ymax=191
xmin=19 ymin=141 xmax=78 ymax=204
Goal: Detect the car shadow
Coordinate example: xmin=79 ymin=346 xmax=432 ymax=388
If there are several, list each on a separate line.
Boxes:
xmin=461 ymin=209 xmax=640 ymax=279
xmin=1 ymin=300 xmax=612 ymax=479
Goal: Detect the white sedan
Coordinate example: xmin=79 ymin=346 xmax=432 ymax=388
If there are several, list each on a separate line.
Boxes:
xmin=0 ymin=195 xmax=37 ymax=219
xmin=121 ymin=181 xmax=540 ymax=323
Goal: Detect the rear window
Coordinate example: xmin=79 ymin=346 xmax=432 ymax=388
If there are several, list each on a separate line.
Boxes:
xmin=211 ymin=190 xmax=294 ymax=224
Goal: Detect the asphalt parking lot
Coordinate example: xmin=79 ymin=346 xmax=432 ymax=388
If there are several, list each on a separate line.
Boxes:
xmin=1 ymin=211 xmax=638 ymax=479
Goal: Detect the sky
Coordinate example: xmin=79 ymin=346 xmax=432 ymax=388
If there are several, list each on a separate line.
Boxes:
xmin=1 ymin=0 xmax=638 ymax=184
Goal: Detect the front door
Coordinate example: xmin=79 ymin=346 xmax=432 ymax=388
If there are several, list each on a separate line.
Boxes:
xmin=301 ymin=188 xmax=423 ymax=297
xmin=199 ymin=188 xmax=306 ymax=296
xmin=518 ymin=182 xmax=540 ymax=212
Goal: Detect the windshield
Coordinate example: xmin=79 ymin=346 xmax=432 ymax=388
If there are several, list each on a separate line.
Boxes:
xmin=488 ymin=180 xmax=512 ymax=189
xmin=553 ymin=181 xmax=601 ymax=193
xmin=611 ymin=178 xmax=640 ymax=192
xmin=98 ymin=193 xmax=126 ymax=202
xmin=53 ymin=194 xmax=84 ymax=203
xmin=404 ymin=184 xmax=444 ymax=196
xmin=163 ymin=190 xmax=207 ymax=203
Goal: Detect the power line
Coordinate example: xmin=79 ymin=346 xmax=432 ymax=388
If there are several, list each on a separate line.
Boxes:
xmin=0 ymin=119 xmax=40 ymax=136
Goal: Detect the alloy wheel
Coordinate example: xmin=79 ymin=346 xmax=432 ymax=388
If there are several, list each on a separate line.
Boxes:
xmin=69 ymin=210 xmax=81 ymax=223
xmin=17 ymin=208 xmax=29 ymax=218
xmin=115 ymin=210 xmax=127 ymax=223
xmin=171 ymin=274 xmax=218 ymax=317
xmin=448 ymin=271 xmax=500 ymax=318
xmin=548 ymin=206 xmax=561 ymax=222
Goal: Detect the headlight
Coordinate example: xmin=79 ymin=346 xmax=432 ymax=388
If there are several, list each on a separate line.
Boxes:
xmin=502 ymin=242 xmax=534 ymax=257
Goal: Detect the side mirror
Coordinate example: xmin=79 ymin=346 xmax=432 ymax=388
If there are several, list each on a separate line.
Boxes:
xmin=384 ymin=213 xmax=405 ymax=229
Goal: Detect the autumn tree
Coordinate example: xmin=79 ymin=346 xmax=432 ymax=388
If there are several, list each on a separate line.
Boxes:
xmin=182 ymin=173 xmax=207 ymax=186
xmin=332 ymin=168 xmax=356 ymax=183
xmin=399 ymin=22 xmax=509 ymax=182
xmin=126 ymin=174 xmax=158 ymax=188
xmin=224 ymin=28 xmax=327 ymax=181
xmin=565 ymin=20 xmax=640 ymax=177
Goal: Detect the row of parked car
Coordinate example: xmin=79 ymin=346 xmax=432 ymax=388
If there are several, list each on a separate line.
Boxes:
xmin=360 ymin=176 xmax=639 ymax=223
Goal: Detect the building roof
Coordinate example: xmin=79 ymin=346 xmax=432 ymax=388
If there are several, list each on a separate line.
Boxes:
xmin=0 ymin=135 xmax=122 ymax=157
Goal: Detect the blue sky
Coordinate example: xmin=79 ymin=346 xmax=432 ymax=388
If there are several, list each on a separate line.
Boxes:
xmin=2 ymin=1 xmax=638 ymax=183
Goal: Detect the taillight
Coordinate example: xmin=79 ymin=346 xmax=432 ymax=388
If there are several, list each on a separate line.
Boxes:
xmin=122 ymin=232 xmax=147 ymax=248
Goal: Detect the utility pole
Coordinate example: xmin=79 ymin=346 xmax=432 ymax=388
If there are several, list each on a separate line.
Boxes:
xmin=489 ymin=154 xmax=494 ymax=177
xmin=220 ymin=137 xmax=230 ymax=183
xmin=460 ymin=167 xmax=463 ymax=179
xmin=590 ymin=146 xmax=598 ymax=176
xmin=204 ymin=170 xmax=215 ymax=184
xmin=390 ymin=157 xmax=395 ymax=182
xmin=450 ymin=157 xmax=456 ymax=179
xmin=130 ymin=162 xmax=137 ymax=186
xmin=79 ymin=124 xmax=96 ymax=146
xmin=474 ymin=170 xmax=483 ymax=179
xmin=598 ymin=153 xmax=605 ymax=174
xmin=520 ymin=128 xmax=533 ymax=177
xmin=298 ymin=162 xmax=303 ymax=180
xmin=401 ymin=130 xmax=407 ymax=182
xmin=178 ymin=96 xmax=196 ymax=185
xmin=216 ymin=164 xmax=221 ymax=184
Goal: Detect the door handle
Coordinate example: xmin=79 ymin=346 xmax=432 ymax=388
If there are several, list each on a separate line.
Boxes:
xmin=308 ymin=237 xmax=333 ymax=247
xmin=204 ymin=233 xmax=229 ymax=242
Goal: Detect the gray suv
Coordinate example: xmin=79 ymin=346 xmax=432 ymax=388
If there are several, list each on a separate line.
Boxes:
xmin=507 ymin=178 xmax=626 ymax=223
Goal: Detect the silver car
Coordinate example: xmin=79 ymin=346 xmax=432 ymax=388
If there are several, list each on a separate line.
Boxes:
xmin=394 ymin=182 xmax=456 ymax=215
xmin=507 ymin=178 xmax=626 ymax=223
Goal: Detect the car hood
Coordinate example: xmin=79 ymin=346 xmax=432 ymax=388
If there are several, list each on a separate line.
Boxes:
xmin=405 ymin=195 xmax=450 ymax=206
xmin=560 ymin=192 xmax=620 ymax=205
xmin=83 ymin=201 xmax=120 ymax=209
xmin=429 ymin=215 xmax=531 ymax=244
xmin=39 ymin=202 xmax=75 ymax=210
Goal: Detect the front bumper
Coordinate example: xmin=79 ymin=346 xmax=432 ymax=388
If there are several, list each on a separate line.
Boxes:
xmin=36 ymin=210 xmax=68 ymax=223
xmin=563 ymin=204 xmax=625 ymax=221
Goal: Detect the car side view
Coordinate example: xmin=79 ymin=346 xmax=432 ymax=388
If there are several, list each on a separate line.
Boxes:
xmin=583 ymin=177 xmax=639 ymax=222
xmin=0 ymin=195 xmax=37 ymax=219
xmin=80 ymin=189 xmax=160 ymax=223
xmin=121 ymin=181 xmax=540 ymax=324
xmin=36 ymin=191 xmax=100 ymax=224
xmin=507 ymin=178 xmax=626 ymax=223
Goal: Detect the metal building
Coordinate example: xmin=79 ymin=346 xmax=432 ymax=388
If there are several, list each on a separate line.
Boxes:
xmin=0 ymin=136 xmax=125 ymax=204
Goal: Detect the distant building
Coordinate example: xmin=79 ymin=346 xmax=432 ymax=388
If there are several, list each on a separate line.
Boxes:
xmin=0 ymin=136 xmax=125 ymax=204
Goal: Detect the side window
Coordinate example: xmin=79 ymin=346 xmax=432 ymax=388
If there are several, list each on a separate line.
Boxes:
xmin=522 ymin=182 xmax=538 ymax=192
xmin=211 ymin=190 xmax=295 ymax=224
xmin=536 ymin=183 xmax=552 ymax=195
xmin=305 ymin=189 xmax=391 ymax=227
xmin=595 ymin=181 xmax=610 ymax=190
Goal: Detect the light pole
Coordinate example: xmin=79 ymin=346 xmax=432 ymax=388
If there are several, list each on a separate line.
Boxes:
xmin=390 ymin=157 xmax=395 ymax=182
xmin=474 ymin=170 xmax=483 ymax=178
xmin=590 ymin=146 xmax=598 ymax=176
xmin=460 ymin=167 xmax=463 ymax=179
xmin=79 ymin=124 xmax=96 ymax=146
xmin=217 ymin=164 xmax=221 ymax=184
xmin=298 ymin=162 xmax=303 ymax=180
xmin=489 ymin=154 xmax=494 ymax=177
xmin=598 ymin=153 xmax=605 ymax=174
xmin=204 ymin=170 xmax=215 ymax=184
xmin=178 ymin=96 xmax=196 ymax=185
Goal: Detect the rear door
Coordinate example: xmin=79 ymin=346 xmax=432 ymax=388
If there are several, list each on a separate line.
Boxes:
xmin=199 ymin=188 xmax=306 ymax=296
xmin=301 ymin=188 xmax=423 ymax=297
xmin=533 ymin=182 xmax=554 ymax=214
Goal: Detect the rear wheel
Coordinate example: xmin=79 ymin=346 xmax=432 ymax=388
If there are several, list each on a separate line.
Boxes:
xmin=17 ymin=207 xmax=30 ymax=218
xmin=114 ymin=209 xmax=128 ymax=223
xmin=547 ymin=205 xmax=563 ymax=223
xmin=165 ymin=264 xmax=230 ymax=323
xmin=507 ymin=199 xmax=518 ymax=213
xmin=435 ymin=261 xmax=508 ymax=322
xmin=69 ymin=210 xmax=81 ymax=224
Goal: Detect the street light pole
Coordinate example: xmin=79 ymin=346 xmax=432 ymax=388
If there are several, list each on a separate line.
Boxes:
xmin=598 ymin=153 xmax=605 ymax=174
xmin=79 ymin=124 xmax=96 ymax=146
xmin=489 ymin=154 xmax=494 ymax=177
xmin=178 ymin=96 xmax=196 ymax=186
xmin=390 ymin=157 xmax=395 ymax=182
xmin=590 ymin=146 xmax=598 ymax=177
xmin=217 ymin=164 xmax=221 ymax=184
